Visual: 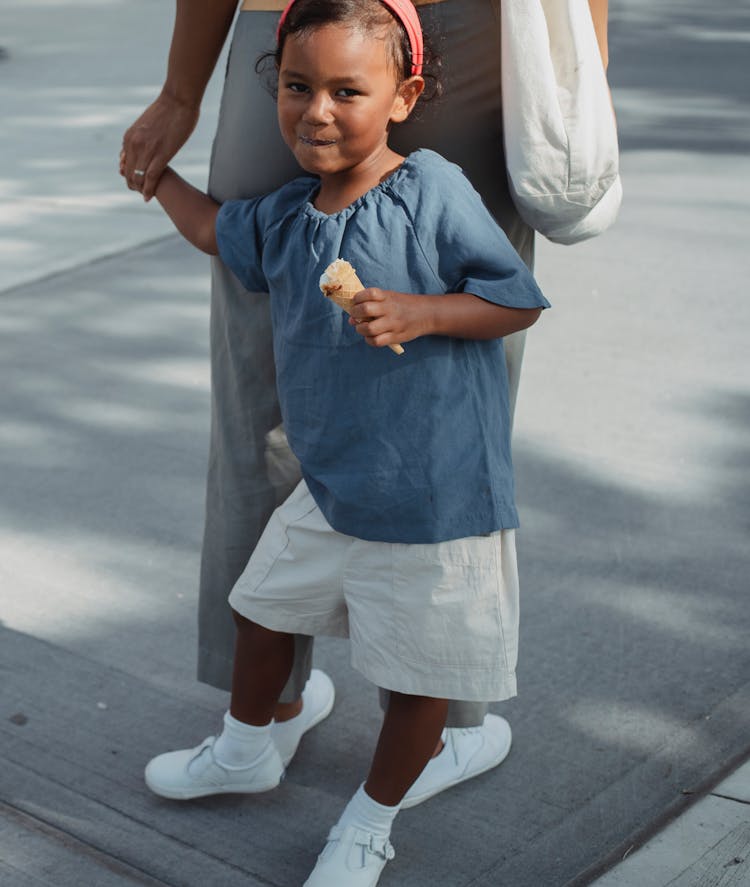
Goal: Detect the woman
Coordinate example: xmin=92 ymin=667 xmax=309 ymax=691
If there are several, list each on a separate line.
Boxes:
xmin=121 ymin=0 xmax=609 ymax=803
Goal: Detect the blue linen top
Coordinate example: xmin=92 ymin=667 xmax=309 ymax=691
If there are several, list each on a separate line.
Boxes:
xmin=216 ymin=149 xmax=550 ymax=544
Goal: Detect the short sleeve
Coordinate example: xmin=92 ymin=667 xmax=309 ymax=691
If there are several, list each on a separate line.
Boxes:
xmin=215 ymin=198 xmax=269 ymax=293
xmin=407 ymin=153 xmax=551 ymax=311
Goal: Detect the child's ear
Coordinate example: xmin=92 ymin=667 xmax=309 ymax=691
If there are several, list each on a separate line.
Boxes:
xmin=390 ymin=76 xmax=425 ymax=123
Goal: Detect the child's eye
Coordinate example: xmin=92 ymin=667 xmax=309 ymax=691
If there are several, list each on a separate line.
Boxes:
xmin=335 ymin=88 xmax=360 ymax=98
xmin=286 ymin=82 xmax=309 ymax=94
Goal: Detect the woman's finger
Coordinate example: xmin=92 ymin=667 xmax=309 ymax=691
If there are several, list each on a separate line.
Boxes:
xmin=121 ymin=135 xmax=155 ymax=193
xmin=124 ymin=166 xmax=147 ymax=193
xmin=140 ymin=152 xmax=169 ymax=201
xmin=124 ymin=159 xmax=151 ymax=194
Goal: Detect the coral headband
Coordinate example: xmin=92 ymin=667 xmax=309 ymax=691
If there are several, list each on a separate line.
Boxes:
xmin=276 ymin=0 xmax=424 ymax=76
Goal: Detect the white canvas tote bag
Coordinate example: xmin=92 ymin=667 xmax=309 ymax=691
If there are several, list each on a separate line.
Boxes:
xmin=500 ymin=0 xmax=622 ymax=244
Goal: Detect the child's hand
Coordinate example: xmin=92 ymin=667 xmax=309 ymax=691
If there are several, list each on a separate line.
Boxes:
xmin=349 ymin=289 xmax=429 ymax=348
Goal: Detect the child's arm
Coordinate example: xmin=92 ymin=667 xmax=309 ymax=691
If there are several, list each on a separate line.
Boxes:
xmin=349 ymin=289 xmax=542 ymax=349
xmin=154 ymin=167 xmax=220 ymax=255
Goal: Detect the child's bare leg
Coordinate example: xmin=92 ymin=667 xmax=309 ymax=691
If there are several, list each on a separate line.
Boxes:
xmin=365 ymin=692 xmax=449 ymax=806
xmin=304 ymin=692 xmax=449 ymax=885
xmin=231 ymin=620 xmax=335 ymax=769
xmin=229 ymin=610 xmax=295 ymax=724
xmin=143 ymin=612 xmax=294 ymax=799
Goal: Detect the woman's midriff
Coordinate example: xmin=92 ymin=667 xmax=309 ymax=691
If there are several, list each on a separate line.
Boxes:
xmin=240 ymin=0 xmax=446 ymax=9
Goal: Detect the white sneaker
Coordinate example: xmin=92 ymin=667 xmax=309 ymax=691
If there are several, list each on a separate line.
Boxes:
xmin=401 ymin=713 xmax=512 ymax=809
xmin=144 ymin=735 xmax=283 ymax=800
xmin=271 ymin=669 xmax=336 ymax=767
xmin=303 ymin=825 xmax=395 ymax=887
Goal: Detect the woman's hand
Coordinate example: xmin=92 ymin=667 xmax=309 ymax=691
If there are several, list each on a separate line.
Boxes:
xmin=119 ymin=0 xmax=239 ymax=198
xmin=349 ymin=289 xmax=430 ymax=349
xmin=120 ymin=92 xmax=200 ymax=200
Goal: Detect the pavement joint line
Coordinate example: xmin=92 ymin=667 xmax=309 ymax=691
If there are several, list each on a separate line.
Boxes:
xmin=0 ymin=233 xmax=183 ymax=299
xmin=2 ymin=767 xmax=278 ymax=887
xmin=0 ymin=799 xmax=175 ymax=887
xmin=710 ymin=792 xmax=750 ymax=807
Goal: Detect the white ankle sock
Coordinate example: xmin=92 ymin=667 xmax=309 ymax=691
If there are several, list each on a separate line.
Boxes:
xmin=212 ymin=711 xmax=272 ymax=767
xmin=338 ymin=784 xmax=400 ymax=837
xmin=271 ymin=705 xmax=304 ymax=763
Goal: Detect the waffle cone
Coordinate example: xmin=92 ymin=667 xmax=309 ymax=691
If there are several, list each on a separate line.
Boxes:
xmin=319 ymin=259 xmax=404 ymax=355
xmin=325 ymin=287 xmax=357 ymax=315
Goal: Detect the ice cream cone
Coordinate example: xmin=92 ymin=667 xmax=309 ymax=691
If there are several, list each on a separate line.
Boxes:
xmin=319 ymin=259 xmax=405 ymax=355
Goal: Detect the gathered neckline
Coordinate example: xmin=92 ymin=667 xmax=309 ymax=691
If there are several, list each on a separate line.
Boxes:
xmin=302 ymin=149 xmax=427 ymax=222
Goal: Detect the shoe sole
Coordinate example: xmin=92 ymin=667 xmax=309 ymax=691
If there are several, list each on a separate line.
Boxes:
xmin=400 ymin=729 xmax=512 ymax=809
xmin=145 ymin=768 xmax=284 ymax=801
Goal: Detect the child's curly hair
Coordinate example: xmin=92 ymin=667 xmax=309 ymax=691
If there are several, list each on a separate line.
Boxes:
xmin=257 ymin=0 xmax=442 ymax=102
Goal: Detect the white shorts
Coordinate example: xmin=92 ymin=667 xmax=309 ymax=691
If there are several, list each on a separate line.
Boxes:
xmin=229 ymin=481 xmax=520 ymax=701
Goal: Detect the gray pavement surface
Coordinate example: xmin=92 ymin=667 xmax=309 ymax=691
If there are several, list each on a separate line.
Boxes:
xmin=2 ymin=1 xmax=750 ymax=885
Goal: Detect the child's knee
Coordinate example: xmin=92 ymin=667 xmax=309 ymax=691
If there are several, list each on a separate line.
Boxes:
xmin=231 ymin=609 xmax=292 ymax=647
xmin=387 ymin=691 xmax=449 ymax=714
xmin=231 ymin=607 xmax=254 ymax=634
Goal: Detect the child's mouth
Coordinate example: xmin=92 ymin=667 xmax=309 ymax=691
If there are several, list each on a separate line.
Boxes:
xmin=299 ymin=136 xmax=337 ymax=147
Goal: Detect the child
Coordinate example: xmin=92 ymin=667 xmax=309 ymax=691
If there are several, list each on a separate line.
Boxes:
xmin=133 ymin=0 xmax=549 ymax=883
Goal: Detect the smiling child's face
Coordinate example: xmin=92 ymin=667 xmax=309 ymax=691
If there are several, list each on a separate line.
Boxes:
xmin=277 ymin=23 xmax=422 ymax=190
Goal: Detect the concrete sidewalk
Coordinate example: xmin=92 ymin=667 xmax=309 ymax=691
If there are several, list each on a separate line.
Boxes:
xmin=2 ymin=1 xmax=749 ymax=885
xmin=592 ymin=762 xmax=750 ymax=885
xmin=0 ymin=0 xmax=227 ymax=293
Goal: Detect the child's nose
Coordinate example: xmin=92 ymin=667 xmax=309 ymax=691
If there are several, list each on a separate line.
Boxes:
xmin=302 ymin=91 xmax=334 ymax=125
